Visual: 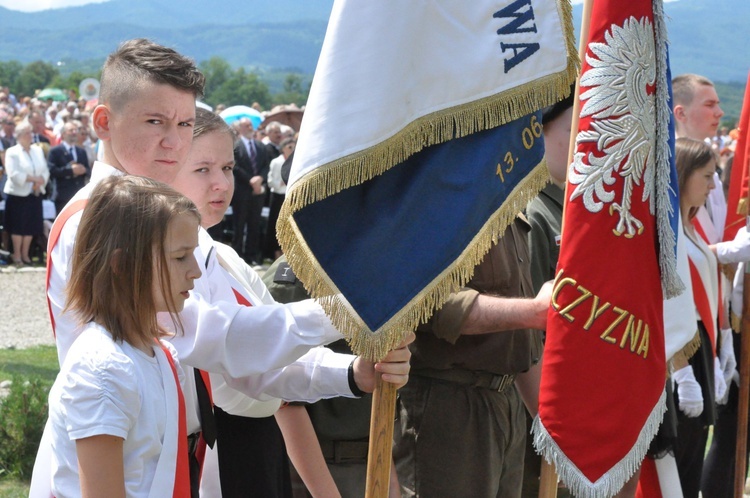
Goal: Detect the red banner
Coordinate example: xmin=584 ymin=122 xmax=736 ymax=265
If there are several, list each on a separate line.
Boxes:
xmin=723 ymin=71 xmax=750 ymax=242
xmin=534 ymin=1 xmax=673 ymax=496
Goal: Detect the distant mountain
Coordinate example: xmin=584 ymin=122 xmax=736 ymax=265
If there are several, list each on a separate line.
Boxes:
xmin=654 ymin=0 xmax=749 ymax=85
xmin=568 ymin=0 xmax=750 ymax=84
xmin=0 ymin=0 xmax=747 ymax=82
xmin=0 ymin=0 xmax=332 ymax=73
xmin=1 ymin=20 xmax=328 ymax=73
xmin=0 ymin=0 xmax=333 ymax=29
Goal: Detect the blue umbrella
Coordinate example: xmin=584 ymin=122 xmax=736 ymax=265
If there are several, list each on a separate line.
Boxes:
xmin=219 ymin=105 xmax=263 ymax=129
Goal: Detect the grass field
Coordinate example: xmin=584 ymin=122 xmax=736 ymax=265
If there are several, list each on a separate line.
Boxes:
xmin=0 ymin=481 xmax=27 ymax=498
xmin=0 ymin=346 xmax=59 ymax=384
xmin=0 ymin=345 xmax=58 ymax=495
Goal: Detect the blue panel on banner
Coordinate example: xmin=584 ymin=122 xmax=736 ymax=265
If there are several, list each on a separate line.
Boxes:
xmin=294 ymin=111 xmax=545 ymax=331
xmin=665 ymin=52 xmax=679 ymax=254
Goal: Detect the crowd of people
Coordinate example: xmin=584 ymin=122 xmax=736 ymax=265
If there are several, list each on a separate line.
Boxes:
xmin=0 ymin=90 xmax=96 ymax=266
xmin=0 ymin=79 xmax=296 ymax=270
xmin=0 ymin=35 xmax=745 ymax=498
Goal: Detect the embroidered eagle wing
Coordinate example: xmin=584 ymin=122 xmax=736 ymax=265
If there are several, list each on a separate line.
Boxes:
xmin=568 ymin=16 xmax=657 ymax=238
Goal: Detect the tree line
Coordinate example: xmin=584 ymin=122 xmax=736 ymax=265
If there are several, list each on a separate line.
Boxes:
xmin=0 ymin=56 xmax=310 ymax=109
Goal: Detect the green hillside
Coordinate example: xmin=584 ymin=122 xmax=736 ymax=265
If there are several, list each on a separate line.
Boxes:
xmin=0 ymin=0 xmax=747 ymax=120
xmin=715 ymin=81 xmax=747 ymax=129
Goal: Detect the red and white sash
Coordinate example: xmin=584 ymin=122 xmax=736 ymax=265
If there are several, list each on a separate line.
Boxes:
xmin=689 ymin=217 xmax=720 ymax=355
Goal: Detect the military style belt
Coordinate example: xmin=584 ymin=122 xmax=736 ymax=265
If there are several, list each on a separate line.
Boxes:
xmin=319 ymin=440 xmax=370 ymax=464
xmin=414 ymin=368 xmax=516 ymax=393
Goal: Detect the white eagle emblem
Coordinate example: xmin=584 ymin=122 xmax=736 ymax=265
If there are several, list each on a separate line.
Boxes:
xmin=568 ymin=16 xmax=656 ymax=238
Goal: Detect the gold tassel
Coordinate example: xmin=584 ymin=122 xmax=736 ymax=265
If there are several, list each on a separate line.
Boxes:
xmin=732 ymin=312 xmax=741 ymax=334
xmin=738 ymin=197 xmax=748 ymax=215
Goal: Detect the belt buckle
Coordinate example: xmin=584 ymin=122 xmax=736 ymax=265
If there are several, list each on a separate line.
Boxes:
xmin=490 ymin=374 xmax=512 ymax=392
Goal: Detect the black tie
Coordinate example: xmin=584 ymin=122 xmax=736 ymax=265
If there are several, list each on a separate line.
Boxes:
xmin=69 ymin=146 xmax=76 ymax=163
xmin=193 ymin=369 xmax=216 ymax=448
xmin=248 ymin=140 xmax=258 ymax=174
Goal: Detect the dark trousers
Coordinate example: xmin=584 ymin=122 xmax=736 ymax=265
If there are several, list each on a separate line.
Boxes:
xmin=394 ymin=374 xmax=526 ymax=498
xmin=188 ymin=437 xmax=201 ymax=498
xmin=231 ymin=193 xmax=264 ymax=263
xmin=702 ymin=331 xmax=749 ymax=498
xmin=674 ymin=325 xmax=716 ymax=498
xmin=264 ymin=192 xmax=285 ymax=259
xmin=674 ymin=410 xmax=709 ymax=498
xmin=214 ymin=406 xmax=292 ymax=498
xmin=54 ymin=188 xmax=77 ymax=217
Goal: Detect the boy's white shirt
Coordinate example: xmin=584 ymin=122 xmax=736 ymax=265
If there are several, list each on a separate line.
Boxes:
xmin=47 ymin=161 xmax=352 ymax=399
xmin=208 ymin=241 xmax=282 ymax=417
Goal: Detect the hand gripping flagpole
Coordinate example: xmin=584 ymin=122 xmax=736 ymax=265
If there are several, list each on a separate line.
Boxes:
xmin=538 ymin=0 xmax=593 ymax=496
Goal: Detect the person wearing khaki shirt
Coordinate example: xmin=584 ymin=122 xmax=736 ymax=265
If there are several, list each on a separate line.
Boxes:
xmin=393 ymin=216 xmax=550 ymax=497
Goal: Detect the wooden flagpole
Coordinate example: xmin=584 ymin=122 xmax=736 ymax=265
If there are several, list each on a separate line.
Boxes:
xmin=730 ymin=72 xmax=750 ymax=498
xmin=538 ymin=0 xmax=593 ymax=496
xmin=735 ymin=161 xmax=750 ymax=498
xmin=736 ymin=284 xmax=750 ymax=498
xmin=364 ymin=375 xmax=397 ymax=497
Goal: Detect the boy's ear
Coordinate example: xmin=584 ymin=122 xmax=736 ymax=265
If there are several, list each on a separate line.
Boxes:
xmin=92 ymin=104 xmax=112 ymax=140
xmin=673 ymin=104 xmax=686 ymax=122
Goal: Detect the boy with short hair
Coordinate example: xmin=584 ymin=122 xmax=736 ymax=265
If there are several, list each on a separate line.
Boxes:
xmin=32 ymin=38 xmax=411 ymax=497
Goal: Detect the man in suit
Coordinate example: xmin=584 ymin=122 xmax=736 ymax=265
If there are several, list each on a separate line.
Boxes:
xmin=28 ymin=110 xmax=53 ymax=145
xmin=48 ymin=122 xmax=90 ymax=215
xmin=0 ymin=117 xmax=15 ymax=147
xmin=0 ymin=117 xmax=12 ymax=166
xmin=232 ymin=117 xmax=269 ymax=265
xmin=263 ymin=120 xmax=283 ymax=161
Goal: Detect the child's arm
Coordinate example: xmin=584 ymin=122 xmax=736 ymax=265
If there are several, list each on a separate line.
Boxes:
xmin=76 ymin=434 xmax=125 ymax=498
xmin=275 ymin=405 xmax=342 ymax=498
xmin=389 ymin=456 xmax=401 ymax=497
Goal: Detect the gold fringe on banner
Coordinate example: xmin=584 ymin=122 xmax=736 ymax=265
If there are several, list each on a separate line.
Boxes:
xmin=670 ymin=330 xmax=702 ymax=367
xmin=279 ymin=163 xmax=551 ymax=361
xmin=681 ymin=331 xmax=702 ymax=362
xmin=277 ymin=0 xmax=579 ymax=360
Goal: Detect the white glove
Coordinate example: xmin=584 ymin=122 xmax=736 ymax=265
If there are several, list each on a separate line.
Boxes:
xmin=714 ymin=226 xmax=750 ymax=264
xmin=719 ymin=328 xmax=738 ymax=388
xmin=673 ymin=366 xmax=703 ymax=417
xmin=714 ymin=356 xmax=728 ymax=404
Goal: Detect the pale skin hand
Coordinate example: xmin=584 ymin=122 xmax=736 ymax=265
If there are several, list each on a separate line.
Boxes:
xmin=28 ymin=175 xmax=45 ymax=193
xmin=352 ymin=332 xmax=415 ymax=392
xmin=389 ymin=457 xmax=401 ymax=497
xmin=461 ymin=280 xmax=553 ymax=335
xmin=249 ymin=175 xmax=264 ymax=195
xmin=72 ymin=162 xmax=87 ymax=176
xmin=76 ymin=434 xmax=126 ymax=498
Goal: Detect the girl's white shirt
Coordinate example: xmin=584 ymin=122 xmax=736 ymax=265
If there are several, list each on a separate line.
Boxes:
xmin=49 ymin=323 xmax=185 ymax=498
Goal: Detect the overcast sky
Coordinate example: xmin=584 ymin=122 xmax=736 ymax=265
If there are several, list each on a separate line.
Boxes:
xmin=0 ymin=0 xmax=109 ymax=12
xmin=0 ymin=0 xmax=680 ymax=12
